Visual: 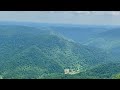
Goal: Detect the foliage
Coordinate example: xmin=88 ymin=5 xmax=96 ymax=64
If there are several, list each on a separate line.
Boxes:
xmin=0 ymin=24 xmax=119 ymax=79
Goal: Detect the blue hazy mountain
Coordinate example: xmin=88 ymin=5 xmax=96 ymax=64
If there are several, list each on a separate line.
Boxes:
xmin=0 ymin=21 xmax=117 ymax=43
xmin=84 ymin=27 xmax=120 ymax=63
xmin=84 ymin=28 xmax=120 ymax=51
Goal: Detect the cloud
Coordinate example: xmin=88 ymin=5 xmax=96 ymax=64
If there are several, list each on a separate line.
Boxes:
xmin=1 ymin=11 xmax=120 ymax=16
xmin=73 ymin=11 xmax=91 ymax=14
xmin=92 ymin=11 xmax=120 ymax=16
xmin=110 ymin=11 xmax=120 ymax=16
xmin=59 ymin=11 xmax=120 ymax=16
xmin=0 ymin=11 xmax=120 ymax=25
xmin=26 ymin=11 xmax=120 ymax=16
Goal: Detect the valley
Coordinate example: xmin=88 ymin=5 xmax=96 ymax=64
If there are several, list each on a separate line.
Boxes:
xmin=0 ymin=22 xmax=120 ymax=79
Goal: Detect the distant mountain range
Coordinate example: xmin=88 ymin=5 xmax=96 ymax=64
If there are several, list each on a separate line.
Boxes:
xmin=84 ymin=28 xmax=120 ymax=61
xmin=0 ymin=22 xmax=120 ymax=79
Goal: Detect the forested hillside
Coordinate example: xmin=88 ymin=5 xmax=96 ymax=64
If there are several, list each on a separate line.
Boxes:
xmin=0 ymin=25 xmax=111 ymax=79
xmin=0 ymin=23 xmax=120 ymax=79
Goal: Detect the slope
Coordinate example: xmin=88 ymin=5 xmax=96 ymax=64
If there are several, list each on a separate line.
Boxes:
xmin=0 ymin=25 xmax=109 ymax=79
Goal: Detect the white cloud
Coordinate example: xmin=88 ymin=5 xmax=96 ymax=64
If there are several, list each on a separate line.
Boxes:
xmin=64 ymin=11 xmax=120 ymax=16
xmin=0 ymin=11 xmax=120 ymax=25
xmin=110 ymin=11 xmax=120 ymax=16
xmin=1 ymin=11 xmax=120 ymax=16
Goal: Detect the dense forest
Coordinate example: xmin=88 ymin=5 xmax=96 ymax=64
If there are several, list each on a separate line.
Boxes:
xmin=0 ymin=22 xmax=120 ymax=79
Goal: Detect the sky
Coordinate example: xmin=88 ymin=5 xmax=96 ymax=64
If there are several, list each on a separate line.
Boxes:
xmin=0 ymin=11 xmax=120 ymax=25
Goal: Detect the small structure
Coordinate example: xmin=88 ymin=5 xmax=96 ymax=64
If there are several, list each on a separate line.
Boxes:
xmin=64 ymin=69 xmax=70 ymax=74
xmin=64 ymin=68 xmax=80 ymax=75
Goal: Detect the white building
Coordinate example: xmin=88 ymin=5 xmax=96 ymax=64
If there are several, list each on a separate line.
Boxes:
xmin=64 ymin=68 xmax=80 ymax=75
xmin=64 ymin=69 xmax=70 ymax=74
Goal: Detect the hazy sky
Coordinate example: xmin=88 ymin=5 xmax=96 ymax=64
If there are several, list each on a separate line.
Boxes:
xmin=0 ymin=11 xmax=120 ymax=25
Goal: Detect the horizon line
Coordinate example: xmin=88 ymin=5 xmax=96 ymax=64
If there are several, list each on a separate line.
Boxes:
xmin=0 ymin=20 xmax=120 ymax=26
